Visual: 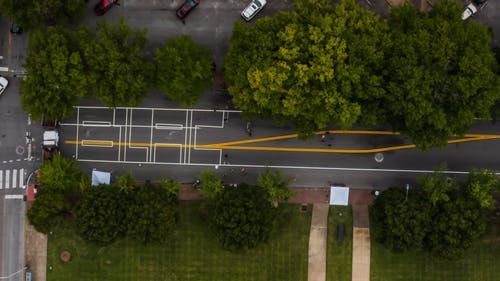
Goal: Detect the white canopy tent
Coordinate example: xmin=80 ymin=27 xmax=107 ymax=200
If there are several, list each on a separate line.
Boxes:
xmin=329 ymin=186 xmax=349 ymax=206
xmin=91 ymin=169 xmax=111 ymax=186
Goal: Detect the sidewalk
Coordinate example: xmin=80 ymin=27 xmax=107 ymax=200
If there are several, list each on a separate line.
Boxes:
xmin=308 ymin=203 xmax=329 ymax=281
xmin=24 ymin=217 xmax=47 ymax=281
xmin=352 ymin=205 xmax=371 ymax=281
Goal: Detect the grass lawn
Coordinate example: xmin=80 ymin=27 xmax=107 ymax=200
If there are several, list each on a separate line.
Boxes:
xmin=371 ymin=214 xmax=500 ymax=281
xmin=326 ymin=206 xmax=352 ymax=281
xmin=47 ymin=201 xmax=312 ymax=281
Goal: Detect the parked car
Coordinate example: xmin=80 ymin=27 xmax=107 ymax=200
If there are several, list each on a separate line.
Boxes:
xmin=462 ymin=0 xmax=487 ymax=20
xmin=10 ymin=23 xmax=21 ymax=34
xmin=94 ymin=0 xmax=119 ymax=16
xmin=462 ymin=3 xmax=478 ymax=20
xmin=0 ymin=76 xmax=9 ymax=96
xmin=176 ymin=0 xmax=200 ymax=20
xmin=241 ymin=0 xmax=267 ymax=21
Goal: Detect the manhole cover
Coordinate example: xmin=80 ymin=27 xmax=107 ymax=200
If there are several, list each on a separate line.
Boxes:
xmin=16 ymin=145 xmax=25 ymax=155
xmin=374 ymin=153 xmax=384 ymax=163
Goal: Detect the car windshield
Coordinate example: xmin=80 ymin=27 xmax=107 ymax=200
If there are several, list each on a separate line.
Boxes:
xmin=254 ymin=1 xmax=262 ymax=8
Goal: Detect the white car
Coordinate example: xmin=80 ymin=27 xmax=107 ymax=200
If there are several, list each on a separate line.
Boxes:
xmin=241 ymin=0 xmax=267 ymax=21
xmin=462 ymin=3 xmax=478 ymax=20
xmin=0 ymin=76 xmax=8 ymax=96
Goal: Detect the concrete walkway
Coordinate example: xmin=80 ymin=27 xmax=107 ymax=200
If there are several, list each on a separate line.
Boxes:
xmin=307 ymin=203 xmax=329 ymax=281
xmin=352 ymin=205 xmax=370 ymax=281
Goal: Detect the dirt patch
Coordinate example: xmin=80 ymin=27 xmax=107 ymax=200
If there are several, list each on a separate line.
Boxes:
xmin=60 ymin=250 xmax=71 ymax=262
xmin=289 ymin=187 xmax=330 ymax=204
xmin=24 ymin=216 xmax=47 ymax=281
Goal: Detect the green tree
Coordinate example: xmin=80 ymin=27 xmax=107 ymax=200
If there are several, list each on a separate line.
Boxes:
xmin=369 ymin=187 xmax=431 ymax=252
xmin=257 ymin=167 xmax=295 ymax=207
xmin=117 ymin=171 xmax=136 ymax=194
xmin=75 ymin=184 xmax=128 ymax=244
xmin=20 ymin=26 xmax=92 ymax=120
xmin=126 ymin=181 xmax=179 ymax=244
xmin=210 ymin=184 xmax=277 ymax=251
xmin=28 ymin=154 xmax=88 ymax=233
xmin=384 ymin=0 xmax=500 ymax=149
xmin=0 ymin=0 xmax=85 ymax=30
xmin=155 ymin=35 xmax=214 ymax=107
xmin=225 ymin=0 xmax=387 ymax=136
xmin=27 ymin=188 xmax=69 ymax=233
xmin=38 ymin=154 xmax=87 ymax=193
xmin=464 ymin=169 xmax=498 ymax=209
xmin=199 ymin=169 xmax=223 ymax=200
xmin=85 ymin=18 xmax=152 ymax=107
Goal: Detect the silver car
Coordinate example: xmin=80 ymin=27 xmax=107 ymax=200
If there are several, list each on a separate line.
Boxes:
xmin=241 ymin=0 xmax=267 ymax=21
xmin=0 ymin=76 xmax=8 ymax=96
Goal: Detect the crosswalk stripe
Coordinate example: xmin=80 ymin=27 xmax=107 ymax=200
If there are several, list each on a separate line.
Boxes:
xmin=20 ymin=168 xmax=25 ymax=189
xmin=0 ymin=170 xmax=3 ymax=189
xmin=12 ymin=169 xmax=18 ymax=188
xmin=5 ymin=170 xmax=10 ymax=189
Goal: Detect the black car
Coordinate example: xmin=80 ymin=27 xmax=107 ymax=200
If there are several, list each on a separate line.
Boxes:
xmin=176 ymin=0 xmax=200 ymax=20
xmin=10 ymin=23 xmax=21 ymax=34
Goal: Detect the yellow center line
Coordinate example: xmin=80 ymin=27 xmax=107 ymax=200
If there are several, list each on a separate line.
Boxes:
xmin=64 ymin=132 xmax=500 ymax=154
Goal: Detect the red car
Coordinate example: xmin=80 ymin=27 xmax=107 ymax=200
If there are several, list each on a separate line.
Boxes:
xmin=176 ymin=0 xmax=200 ymax=20
xmin=95 ymin=0 xmax=119 ymax=16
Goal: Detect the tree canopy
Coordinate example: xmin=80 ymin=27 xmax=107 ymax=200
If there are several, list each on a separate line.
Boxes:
xmin=210 ymin=184 xmax=277 ymax=251
xmin=126 ymin=180 xmax=180 ymax=244
xmin=155 ymin=35 xmax=214 ymax=107
xmin=199 ymin=169 xmax=224 ymax=200
xmin=0 ymin=0 xmax=85 ymax=30
xmin=28 ymin=154 xmax=88 ymax=233
xmin=225 ymin=0 xmax=500 ymax=148
xmin=85 ymin=18 xmax=152 ymax=107
xmin=383 ymin=0 xmax=500 ymax=149
xmin=370 ymin=169 xmax=499 ymax=258
xmin=75 ymin=184 xmax=128 ymax=244
xmin=20 ymin=26 xmax=92 ymax=120
xmin=225 ymin=0 xmax=388 ymax=136
xmin=257 ymin=168 xmax=294 ymax=207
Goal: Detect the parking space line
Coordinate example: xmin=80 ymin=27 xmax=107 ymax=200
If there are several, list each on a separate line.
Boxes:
xmin=12 ymin=169 xmax=17 ymax=188
xmin=127 ymin=108 xmax=149 ymax=162
xmin=183 ymin=110 xmax=189 ymax=164
xmin=82 ymin=121 xmax=111 ymax=127
xmin=76 ymin=107 xmax=80 ymax=159
xmin=19 ymin=168 xmax=25 ymax=189
xmin=5 ymin=170 xmax=10 ymax=189
xmin=124 ymin=109 xmax=128 ymax=161
xmin=155 ymin=123 xmax=183 ymax=130
xmin=149 ymin=109 xmax=154 ymax=162
xmin=81 ymin=140 xmax=114 ymax=147
xmin=118 ymin=126 xmax=122 ymax=162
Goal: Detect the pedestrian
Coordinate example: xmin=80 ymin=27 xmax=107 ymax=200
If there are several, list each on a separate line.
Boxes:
xmin=321 ymin=135 xmax=326 ymax=142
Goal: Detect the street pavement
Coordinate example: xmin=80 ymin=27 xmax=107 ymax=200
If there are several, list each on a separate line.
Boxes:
xmin=0 ymin=1 xmax=500 ymax=279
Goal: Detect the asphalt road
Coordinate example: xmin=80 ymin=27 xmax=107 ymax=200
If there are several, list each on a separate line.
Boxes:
xmin=58 ymin=106 xmax=500 ymax=188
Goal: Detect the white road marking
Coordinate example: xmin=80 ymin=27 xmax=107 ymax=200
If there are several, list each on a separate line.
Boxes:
xmin=19 ymin=168 xmax=25 ymax=189
xmin=127 ymin=108 xmax=149 ymax=162
xmin=4 ymin=194 xmax=24 ymax=199
xmin=0 ymin=170 xmax=3 ymax=189
xmin=82 ymin=121 xmax=111 ymax=127
xmin=5 ymin=170 xmax=10 ymax=189
xmin=12 ymin=169 xmax=17 ymax=188
xmin=73 ymin=105 xmax=242 ymax=114
xmin=73 ymin=159 xmax=495 ymax=175
xmin=149 ymin=110 xmax=154 ymax=162
xmin=154 ymin=123 xmax=183 ymax=130
xmin=76 ymin=107 xmax=80 ymax=159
